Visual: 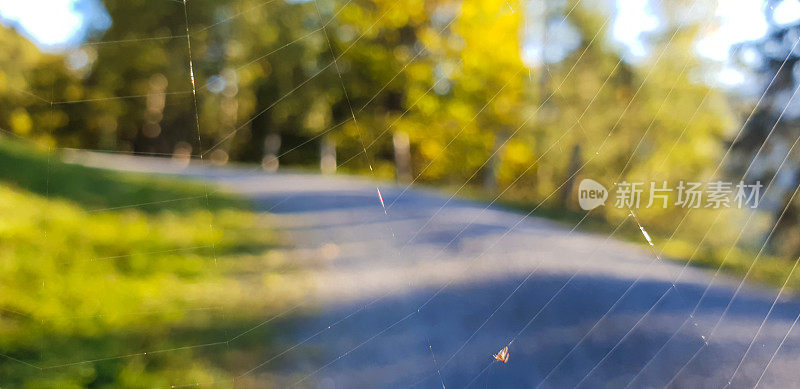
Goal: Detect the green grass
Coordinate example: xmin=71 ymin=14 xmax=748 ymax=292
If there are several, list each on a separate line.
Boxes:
xmin=0 ymin=140 xmax=241 ymax=213
xmin=0 ymin=139 xmax=303 ymax=388
xmin=484 ymin=191 xmax=800 ymax=294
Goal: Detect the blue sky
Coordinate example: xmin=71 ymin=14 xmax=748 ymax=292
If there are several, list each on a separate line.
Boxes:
xmin=2 ymin=0 xmax=799 ymax=85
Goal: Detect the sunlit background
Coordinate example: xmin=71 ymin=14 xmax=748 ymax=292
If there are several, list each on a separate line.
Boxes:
xmin=2 ymin=0 xmax=796 ymax=84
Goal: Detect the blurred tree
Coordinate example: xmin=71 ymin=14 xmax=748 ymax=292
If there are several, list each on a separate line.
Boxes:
xmin=0 ymin=0 xmax=736 ymax=238
xmin=730 ymin=19 xmax=800 ymax=256
xmin=197 ymin=0 xmax=327 ymax=164
xmin=0 ymin=25 xmax=78 ymax=148
xmin=76 ymin=0 xmax=216 ymax=153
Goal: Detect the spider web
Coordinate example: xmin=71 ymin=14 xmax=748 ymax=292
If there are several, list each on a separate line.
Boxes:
xmin=3 ymin=0 xmax=800 ymax=388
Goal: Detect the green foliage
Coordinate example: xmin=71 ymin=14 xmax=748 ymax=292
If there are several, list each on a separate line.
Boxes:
xmin=0 ymin=139 xmax=299 ymax=387
xmin=0 ymin=0 xmax=735 ymax=197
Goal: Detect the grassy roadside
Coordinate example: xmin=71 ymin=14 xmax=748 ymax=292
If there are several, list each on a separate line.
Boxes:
xmin=0 ymin=139 xmax=305 ymax=388
xmin=486 ymin=193 xmax=800 ymax=293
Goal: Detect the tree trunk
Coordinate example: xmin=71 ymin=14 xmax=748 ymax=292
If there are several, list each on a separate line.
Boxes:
xmin=393 ymin=131 xmax=412 ymax=183
xmin=560 ymin=144 xmax=582 ymax=209
xmin=320 ymin=136 xmax=337 ymax=174
xmin=484 ymin=131 xmax=510 ymax=193
xmin=210 ymin=69 xmax=239 ymax=166
xmin=766 ymin=168 xmax=800 ymax=255
xmin=262 ymin=132 xmax=281 ymax=172
xmin=138 ymin=74 xmax=167 ymax=152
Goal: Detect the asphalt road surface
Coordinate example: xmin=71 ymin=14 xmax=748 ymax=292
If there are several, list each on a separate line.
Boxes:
xmin=74 ymin=152 xmax=800 ymax=388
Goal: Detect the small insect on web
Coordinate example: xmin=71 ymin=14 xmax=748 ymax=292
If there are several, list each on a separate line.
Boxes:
xmin=493 ymin=341 xmax=513 ymax=363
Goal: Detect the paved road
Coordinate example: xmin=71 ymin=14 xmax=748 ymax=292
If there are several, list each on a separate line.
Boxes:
xmin=73 ymin=153 xmax=800 ymax=388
